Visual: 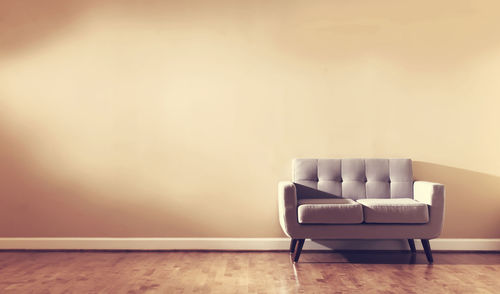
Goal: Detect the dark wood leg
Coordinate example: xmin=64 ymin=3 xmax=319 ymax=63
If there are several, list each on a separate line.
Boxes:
xmin=293 ymin=239 xmax=305 ymax=263
xmin=421 ymin=239 xmax=433 ymax=264
xmin=408 ymin=239 xmax=416 ymax=253
xmin=289 ymin=239 xmax=298 ymax=253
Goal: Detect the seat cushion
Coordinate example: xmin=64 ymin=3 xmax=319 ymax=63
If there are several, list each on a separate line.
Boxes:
xmin=297 ymin=198 xmax=363 ymax=224
xmin=356 ymin=198 xmax=429 ymax=224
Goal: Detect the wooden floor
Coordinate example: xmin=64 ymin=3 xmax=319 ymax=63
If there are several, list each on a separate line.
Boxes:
xmin=0 ymin=251 xmax=499 ymax=293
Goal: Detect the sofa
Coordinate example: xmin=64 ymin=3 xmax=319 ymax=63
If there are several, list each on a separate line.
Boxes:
xmin=278 ymin=158 xmax=445 ymax=263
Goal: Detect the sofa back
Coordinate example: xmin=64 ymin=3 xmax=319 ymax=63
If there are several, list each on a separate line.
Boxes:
xmin=293 ymin=158 xmax=413 ymax=200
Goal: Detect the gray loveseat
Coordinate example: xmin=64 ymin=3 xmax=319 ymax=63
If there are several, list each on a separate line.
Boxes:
xmin=278 ymin=158 xmax=445 ymax=263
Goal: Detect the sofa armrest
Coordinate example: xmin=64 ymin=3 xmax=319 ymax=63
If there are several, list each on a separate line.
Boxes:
xmin=414 ymin=181 xmax=445 ymax=206
xmin=414 ymin=181 xmax=445 ymax=238
xmin=278 ymin=181 xmax=297 ymax=237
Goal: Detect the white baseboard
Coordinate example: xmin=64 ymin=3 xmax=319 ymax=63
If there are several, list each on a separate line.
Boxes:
xmin=0 ymin=238 xmax=499 ymax=251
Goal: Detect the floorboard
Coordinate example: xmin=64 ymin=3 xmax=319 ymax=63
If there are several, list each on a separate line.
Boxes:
xmin=0 ymin=251 xmax=499 ymax=293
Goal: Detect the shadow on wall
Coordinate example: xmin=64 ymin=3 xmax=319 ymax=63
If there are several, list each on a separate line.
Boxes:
xmin=0 ymin=120 xmax=205 ymax=237
xmin=413 ymin=161 xmax=500 ymax=238
xmin=0 ymin=0 xmax=91 ymax=54
xmin=0 ymin=0 xmax=178 ymax=56
xmin=2 ymin=0 xmax=500 ymax=67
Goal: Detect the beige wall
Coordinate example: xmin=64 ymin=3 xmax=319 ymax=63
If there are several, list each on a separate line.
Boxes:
xmin=0 ymin=0 xmax=499 ymax=238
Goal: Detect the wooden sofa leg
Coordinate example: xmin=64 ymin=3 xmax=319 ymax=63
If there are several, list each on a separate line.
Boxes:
xmin=408 ymin=239 xmax=416 ymax=253
xmin=293 ymin=239 xmax=305 ymax=262
xmin=421 ymin=239 xmax=434 ymax=264
xmin=290 ymin=239 xmax=298 ymax=253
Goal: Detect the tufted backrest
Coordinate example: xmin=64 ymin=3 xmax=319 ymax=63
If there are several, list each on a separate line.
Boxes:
xmin=293 ymin=158 xmax=413 ymax=200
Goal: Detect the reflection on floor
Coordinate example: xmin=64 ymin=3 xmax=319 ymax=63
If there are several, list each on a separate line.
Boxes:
xmin=302 ymin=250 xmax=500 ymax=264
xmin=0 ymin=251 xmax=499 ymax=293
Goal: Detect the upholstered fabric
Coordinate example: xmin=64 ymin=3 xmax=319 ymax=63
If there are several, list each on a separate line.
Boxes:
xmin=278 ymin=180 xmax=445 ymax=239
xmin=413 ymin=181 xmax=446 ymax=236
xmin=389 ymin=159 xmax=414 ymax=198
xmin=278 ymin=181 xmax=297 ymax=238
xmin=356 ymin=198 xmax=429 ymax=223
xmin=317 ymin=159 xmax=342 ymax=196
xmin=297 ymin=198 xmax=363 ymax=224
xmin=293 ymin=158 xmax=413 ymax=200
xmin=365 ymin=159 xmax=390 ymax=198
